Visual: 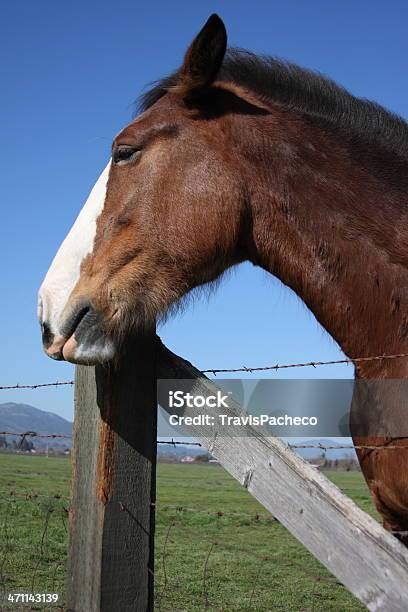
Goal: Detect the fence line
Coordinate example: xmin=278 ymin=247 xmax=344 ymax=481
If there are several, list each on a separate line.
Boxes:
xmin=0 ymin=381 xmax=75 ymax=390
xmin=288 ymin=442 xmax=408 ymax=451
xmin=0 ymin=492 xmax=276 ymax=523
xmin=2 ymin=430 xmax=408 ymax=453
xmin=0 ymin=430 xmax=201 ymax=447
xmin=0 ymin=489 xmax=275 ymax=521
xmin=0 ymin=431 xmax=71 ymax=439
xmin=1 ymin=430 xmax=408 ymax=453
xmin=2 ymin=349 xmax=408 ymax=390
xmin=152 ymin=501 xmax=277 ymax=521
xmin=202 ymin=351 xmax=408 ymax=374
xmin=0 ymin=489 xmax=70 ymax=503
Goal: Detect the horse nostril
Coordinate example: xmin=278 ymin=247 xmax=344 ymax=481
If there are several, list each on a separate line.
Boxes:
xmin=41 ymin=322 xmax=54 ymax=349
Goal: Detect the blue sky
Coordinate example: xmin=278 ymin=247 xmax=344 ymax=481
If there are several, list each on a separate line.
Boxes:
xmin=1 ymin=1 xmax=408 ymax=420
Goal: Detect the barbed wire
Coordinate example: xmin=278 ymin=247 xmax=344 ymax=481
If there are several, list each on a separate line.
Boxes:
xmin=152 ymin=502 xmax=276 ymax=521
xmin=0 ymin=431 xmax=201 ymax=448
xmin=2 ymin=351 xmax=408 ymax=390
xmin=156 ymin=439 xmax=202 ymax=447
xmin=1 ymin=431 xmax=407 ymax=452
xmin=0 ymin=489 xmax=70 ymax=503
xmin=0 ymin=490 xmax=275 ymax=521
xmin=202 ymin=352 xmax=408 ymax=374
xmin=0 ymin=381 xmax=74 ymax=390
xmin=288 ymin=442 xmax=408 ymax=451
xmin=0 ymin=431 xmax=71 ymax=439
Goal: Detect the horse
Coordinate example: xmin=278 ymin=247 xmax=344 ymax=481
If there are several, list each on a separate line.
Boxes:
xmin=38 ymin=14 xmax=408 ymax=543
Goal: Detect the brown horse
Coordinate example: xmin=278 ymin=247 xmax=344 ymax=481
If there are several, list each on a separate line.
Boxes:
xmin=38 ymin=15 xmax=408 ymax=541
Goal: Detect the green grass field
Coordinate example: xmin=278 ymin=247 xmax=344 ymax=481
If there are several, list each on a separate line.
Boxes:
xmin=0 ymin=454 xmax=378 ymax=611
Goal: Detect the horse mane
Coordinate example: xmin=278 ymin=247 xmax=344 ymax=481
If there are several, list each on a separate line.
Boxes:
xmin=138 ymin=48 xmax=408 ymax=161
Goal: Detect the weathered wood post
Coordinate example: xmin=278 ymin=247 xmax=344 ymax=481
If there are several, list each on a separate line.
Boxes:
xmin=67 ymin=333 xmax=157 ymax=612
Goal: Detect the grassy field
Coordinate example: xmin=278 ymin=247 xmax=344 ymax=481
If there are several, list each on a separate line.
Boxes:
xmin=0 ymin=454 xmax=379 ymax=611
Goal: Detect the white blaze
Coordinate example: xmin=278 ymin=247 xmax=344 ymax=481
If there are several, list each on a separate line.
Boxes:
xmin=38 ymin=161 xmax=111 ymax=334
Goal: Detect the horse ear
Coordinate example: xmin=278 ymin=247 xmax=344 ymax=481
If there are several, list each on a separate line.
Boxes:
xmin=175 ymin=14 xmax=227 ymax=97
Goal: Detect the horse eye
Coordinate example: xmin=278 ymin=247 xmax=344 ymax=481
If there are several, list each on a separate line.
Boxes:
xmin=113 ymin=146 xmax=141 ymax=165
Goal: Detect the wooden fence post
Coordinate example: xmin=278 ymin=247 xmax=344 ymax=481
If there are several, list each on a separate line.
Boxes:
xmin=67 ymin=334 xmax=157 ymax=612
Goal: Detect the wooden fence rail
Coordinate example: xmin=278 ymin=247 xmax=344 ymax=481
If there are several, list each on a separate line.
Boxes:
xmin=67 ymin=336 xmax=408 ymax=611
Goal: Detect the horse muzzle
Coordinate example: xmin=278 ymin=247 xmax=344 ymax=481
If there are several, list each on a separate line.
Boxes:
xmin=40 ymin=301 xmax=116 ymax=365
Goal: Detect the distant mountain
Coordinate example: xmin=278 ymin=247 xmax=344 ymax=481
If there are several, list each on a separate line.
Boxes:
xmin=0 ymin=403 xmax=72 ymax=449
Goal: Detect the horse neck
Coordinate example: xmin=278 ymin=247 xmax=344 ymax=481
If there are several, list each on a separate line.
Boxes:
xmin=244 ymin=109 xmax=408 ymax=378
